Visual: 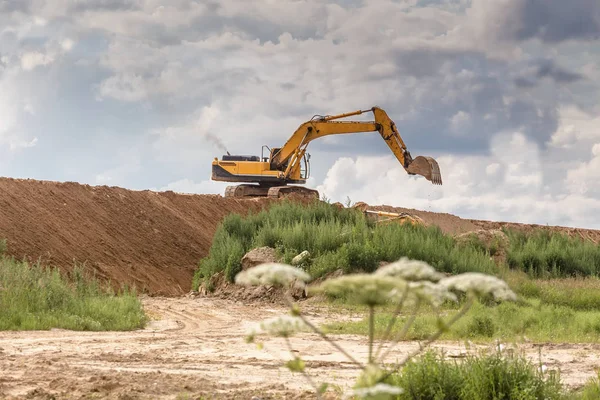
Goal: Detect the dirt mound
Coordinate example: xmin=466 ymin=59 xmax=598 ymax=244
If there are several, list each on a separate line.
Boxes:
xmin=363 ymin=204 xmax=480 ymax=235
xmin=468 ymin=219 xmax=600 ymax=244
xmin=0 ymin=177 xmax=273 ymax=295
xmin=3 ymin=176 xmax=600 ymax=298
xmin=196 ymin=271 xmax=306 ymax=305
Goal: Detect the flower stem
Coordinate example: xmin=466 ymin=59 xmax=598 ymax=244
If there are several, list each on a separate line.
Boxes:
xmin=284 ymin=336 xmax=322 ymax=399
xmin=378 ymin=299 xmax=421 ymax=363
xmin=374 ymin=285 xmax=410 ymax=360
xmin=284 ymin=294 xmax=365 ymax=370
xmin=380 ymin=296 xmax=474 ymax=381
xmin=368 ymin=305 xmax=374 ymax=364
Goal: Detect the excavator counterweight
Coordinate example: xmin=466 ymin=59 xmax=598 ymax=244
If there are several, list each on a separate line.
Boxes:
xmin=211 ymin=106 xmax=442 ymax=198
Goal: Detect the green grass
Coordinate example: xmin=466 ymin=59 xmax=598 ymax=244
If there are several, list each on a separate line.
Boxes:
xmin=0 ymin=256 xmax=147 ymax=331
xmin=385 ymin=349 xmax=565 ymax=400
xmin=506 ymin=229 xmax=600 ymax=278
xmin=325 ymin=297 xmax=600 ymax=343
xmin=193 ymin=201 xmax=497 ymax=289
xmin=323 ymin=271 xmax=600 ymax=343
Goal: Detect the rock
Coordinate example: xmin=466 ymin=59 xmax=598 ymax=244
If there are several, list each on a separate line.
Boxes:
xmin=241 ymin=246 xmax=278 ymax=270
xmin=287 ymin=280 xmax=307 ymax=300
xmin=291 ymin=250 xmax=310 ymax=266
xmin=455 ymin=229 xmax=509 ymax=263
xmin=352 ymin=201 xmax=370 ymax=213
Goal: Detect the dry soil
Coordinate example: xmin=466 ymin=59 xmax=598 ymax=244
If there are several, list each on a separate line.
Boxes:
xmin=1 ymin=297 xmax=599 ymax=399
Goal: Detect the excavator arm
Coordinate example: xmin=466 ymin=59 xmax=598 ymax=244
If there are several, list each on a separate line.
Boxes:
xmin=212 ymin=105 xmax=442 ymax=199
xmin=270 ymin=106 xmax=442 ymax=185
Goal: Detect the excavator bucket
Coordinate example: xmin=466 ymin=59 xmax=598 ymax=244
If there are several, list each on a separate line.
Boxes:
xmin=406 ymin=156 xmax=443 ymax=185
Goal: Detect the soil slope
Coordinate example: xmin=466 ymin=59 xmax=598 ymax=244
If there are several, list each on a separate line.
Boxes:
xmin=2 ymin=177 xmax=600 ymax=296
xmin=0 ymin=178 xmax=271 ymax=295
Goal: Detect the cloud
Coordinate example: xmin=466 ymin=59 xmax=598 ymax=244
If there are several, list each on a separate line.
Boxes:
xmin=153 ymin=178 xmax=229 ymax=194
xmin=316 ymin=128 xmax=600 ymax=229
xmin=0 ymin=0 xmax=598 ymax=230
xmin=20 ymin=51 xmax=54 ymax=70
xmin=467 ymin=0 xmax=600 ymax=44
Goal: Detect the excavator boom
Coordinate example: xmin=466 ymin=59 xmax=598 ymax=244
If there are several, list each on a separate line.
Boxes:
xmin=211 ymin=106 xmax=442 ymax=198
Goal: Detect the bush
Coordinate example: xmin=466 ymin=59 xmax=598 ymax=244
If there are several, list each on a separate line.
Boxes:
xmin=388 ymin=350 xmax=563 ymax=400
xmin=193 ymin=201 xmax=497 ymax=288
xmin=0 ymin=256 xmax=147 ymax=331
xmin=506 ymin=230 xmax=600 ymax=278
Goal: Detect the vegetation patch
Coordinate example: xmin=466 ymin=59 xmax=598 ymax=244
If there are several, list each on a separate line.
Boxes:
xmin=387 ymin=349 xmax=564 ymax=400
xmin=506 ymin=229 xmax=600 ymax=278
xmin=325 ymin=296 xmax=600 ymax=343
xmin=193 ymin=201 xmax=496 ymax=289
xmin=0 ymin=254 xmax=147 ymax=331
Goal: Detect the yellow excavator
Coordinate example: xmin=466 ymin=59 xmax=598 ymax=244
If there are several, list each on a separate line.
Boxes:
xmin=211 ymin=106 xmax=442 ymax=199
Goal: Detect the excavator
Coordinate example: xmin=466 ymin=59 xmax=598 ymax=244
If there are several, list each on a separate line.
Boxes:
xmin=211 ymin=106 xmax=442 ymax=199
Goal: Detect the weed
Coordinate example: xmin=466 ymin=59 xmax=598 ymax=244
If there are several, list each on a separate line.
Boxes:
xmin=237 ymin=258 xmax=517 ymax=399
xmin=506 ymin=229 xmax=600 ymax=278
xmin=193 ymin=201 xmax=496 ymax=289
xmin=389 ymin=349 xmax=563 ymax=400
xmin=0 ymin=256 xmax=147 ymax=331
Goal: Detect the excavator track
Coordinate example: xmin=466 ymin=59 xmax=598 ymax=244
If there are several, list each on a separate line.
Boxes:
xmin=267 ymin=185 xmax=320 ymax=200
xmin=224 ymin=185 xmax=271 ymax=198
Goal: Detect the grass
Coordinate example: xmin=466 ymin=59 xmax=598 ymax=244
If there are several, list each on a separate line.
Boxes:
xmin=325 ymin=296 xmax=600 ymax=343
xmin=193 ymin=200 xmax=497 ymax=290
xmin=505 ymin=229 xmax=600 ymax=278
xmin=323 ymin=270 xmax=600 ymax=343
xmin=194 ymin=200 xmax=600 ymax=293
xmin=386 ymin=349 xmax=565 ymax=400
xmin=0 ymin=255 xmax=147 ymax=331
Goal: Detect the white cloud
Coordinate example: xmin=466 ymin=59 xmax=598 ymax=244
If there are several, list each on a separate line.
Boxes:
xmin=60 ymin=38 xmax=75 ymax=51
xmin=316 ymin=130 xmax=600 ymax=229
xmin=0 ymin=0 xmax=598 ymax=231
xmin=20 ymin=51 xmax=54 ymax=70
xmin=154 ymin=178 xmax=229 ymax=194
xmin=450 ymin=110 xmax=471 ymax=135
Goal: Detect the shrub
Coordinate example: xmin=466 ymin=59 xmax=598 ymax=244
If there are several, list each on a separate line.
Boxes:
xmin=193 ymin=201 xmax=497 ymax=288
xmin=506 ymin=229 xmax=600 ymax=278
xmin=389 ymin=350 xmax=563 ymax=400
xmin=0 ymin=257 xmax=147 ymax=331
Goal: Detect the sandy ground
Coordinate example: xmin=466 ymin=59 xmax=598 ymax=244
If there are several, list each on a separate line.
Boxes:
xmin=1 ymin=297 xmax=600 ymax=399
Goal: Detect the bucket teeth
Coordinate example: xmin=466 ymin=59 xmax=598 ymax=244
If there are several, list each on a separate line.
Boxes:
xmin=406 ymin=156 xmax=443 ymax=185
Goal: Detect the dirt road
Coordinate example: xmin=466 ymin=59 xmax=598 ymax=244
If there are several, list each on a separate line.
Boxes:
xmin=1 ymin=297 xmax=600 ymax=399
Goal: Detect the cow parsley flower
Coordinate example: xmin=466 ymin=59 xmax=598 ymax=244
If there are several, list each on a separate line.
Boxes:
xmin=343 ymin=383 xmax=404 ymax=399
xmin=408 ymin=281 xmax=458 ymax=307
xmin=312 ymin=274 xmax=408 ymax=306
xmin=234 ymin=263 xmax=311 ymax=287
xmin=439 ymin=272 xmax=517 ymax=301
xmin=375 ymin=257 xmax=444 ymax=282
xmin=248 ymin=315 xmax=310 ymax=338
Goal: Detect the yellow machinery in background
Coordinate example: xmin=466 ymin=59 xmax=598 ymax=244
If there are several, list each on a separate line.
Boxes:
xmin=211 ymin=106 xmax=442 ymax=199
xmin=362 ymin=209 xmax=424 ymax=226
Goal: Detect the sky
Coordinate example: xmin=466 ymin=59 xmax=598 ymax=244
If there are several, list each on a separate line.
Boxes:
xmin=1 ymin=0 xmax=600 ymax=228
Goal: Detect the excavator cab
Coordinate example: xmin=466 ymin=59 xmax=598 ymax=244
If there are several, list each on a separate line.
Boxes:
xmin=266 ymin=147 xmax=311 ymax=180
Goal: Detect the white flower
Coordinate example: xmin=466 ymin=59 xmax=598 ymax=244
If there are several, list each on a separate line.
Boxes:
xmin=249 ymin=315 xmax=310 ymax=338
xmin=408 ymin=281 xmax=458 ymax=307
xmin=234 ymin=263 xmax=311 ymax=287
xmin=375 ymin=257 xmax=445 ymax=282
xmin=343 ymin=383 xmax=404 ymax=399
xmin=312 ymin=274 xmax=408 ymax=306
xmin=439 ymin=273 xmax=517 ymax=301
